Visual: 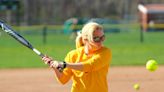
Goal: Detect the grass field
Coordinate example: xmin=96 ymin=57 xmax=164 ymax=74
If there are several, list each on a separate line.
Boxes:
xmin=0 ymin=27 xmax=164 ymax=68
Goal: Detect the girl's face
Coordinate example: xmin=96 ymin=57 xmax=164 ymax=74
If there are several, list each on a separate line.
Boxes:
xmin=87 ymin=29 xmax=105 ymax=51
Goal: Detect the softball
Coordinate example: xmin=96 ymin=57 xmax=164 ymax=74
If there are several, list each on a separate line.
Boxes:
xmin=146 ymin=59 xmax=158 ymax=72
xmin=133 ymin=83 xmax=140 ymax=90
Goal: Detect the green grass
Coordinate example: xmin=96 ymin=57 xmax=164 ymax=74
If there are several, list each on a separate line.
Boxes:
xmin=106 ymin=31 xmax=164 ymax=66
xmin=0 ymin=29 xmax=164 ymax=68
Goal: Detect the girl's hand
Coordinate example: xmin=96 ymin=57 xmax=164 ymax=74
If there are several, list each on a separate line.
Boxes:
xmin=42 ymin=56 xmax=65 ymax=72
xmin=49 ymin=61 xmax=59 ymax=68
xmin=42 ymin=55 xmax=53 ymax=65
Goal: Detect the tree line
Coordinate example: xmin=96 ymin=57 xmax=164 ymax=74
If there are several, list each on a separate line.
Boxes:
xmin=0 ymin=0 xmax=163 ymax=25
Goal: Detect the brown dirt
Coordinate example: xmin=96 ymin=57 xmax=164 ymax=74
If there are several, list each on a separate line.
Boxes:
xmin=0 ymin=66 xmax=163 ymax=92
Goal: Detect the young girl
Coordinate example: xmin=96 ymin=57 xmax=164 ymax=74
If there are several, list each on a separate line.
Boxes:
xmin=42 ymin=22 xmax=112 ymax=92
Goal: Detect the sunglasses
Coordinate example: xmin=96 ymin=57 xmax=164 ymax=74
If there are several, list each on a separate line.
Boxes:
xmin=93 ymin=35 xmax=105 ymax=42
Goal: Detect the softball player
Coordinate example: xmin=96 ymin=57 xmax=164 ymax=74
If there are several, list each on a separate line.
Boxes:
xmin=42 ymin=22 xmax=112 ymax=92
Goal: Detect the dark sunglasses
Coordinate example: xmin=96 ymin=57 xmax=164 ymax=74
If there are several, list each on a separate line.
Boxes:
xmin=93 ymin=35 xmax=105 ymax=42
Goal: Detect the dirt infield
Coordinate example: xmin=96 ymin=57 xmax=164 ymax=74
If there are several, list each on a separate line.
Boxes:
xmin=0 ymin=66 xmax=163 ymax=92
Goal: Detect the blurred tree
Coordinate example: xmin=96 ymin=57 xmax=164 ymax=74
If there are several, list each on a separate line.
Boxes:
xmin=0 ymin=0 xmax=163 ymax=25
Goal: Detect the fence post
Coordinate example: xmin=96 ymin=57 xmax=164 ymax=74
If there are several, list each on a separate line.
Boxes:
xmin=140 ymin=26 xmax=144 ymax=43
xmin=43 ymin=26 xmax=47 ymax=44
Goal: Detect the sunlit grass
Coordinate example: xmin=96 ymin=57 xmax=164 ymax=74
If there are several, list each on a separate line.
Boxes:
xmin=0 ymin=28 xmax=164 ymax=68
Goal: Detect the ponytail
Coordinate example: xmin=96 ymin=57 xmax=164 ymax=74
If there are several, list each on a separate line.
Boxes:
xmin=75 ymin=31 xmax=84 ymax=48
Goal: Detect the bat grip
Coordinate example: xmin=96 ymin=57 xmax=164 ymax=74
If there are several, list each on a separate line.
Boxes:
xmin=33 ymin=48 xmax=65 ymax=72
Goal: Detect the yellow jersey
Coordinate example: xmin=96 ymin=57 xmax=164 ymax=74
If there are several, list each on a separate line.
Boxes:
xmin=57 ymin=46 xmax=112 ymax=92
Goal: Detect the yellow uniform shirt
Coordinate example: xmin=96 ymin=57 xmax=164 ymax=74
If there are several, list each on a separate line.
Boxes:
xmin=57 ymin=46 xmax=112 ymax=92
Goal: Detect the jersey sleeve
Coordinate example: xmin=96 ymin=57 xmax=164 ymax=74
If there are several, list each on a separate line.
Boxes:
xmin=56 ymin=50 xmax=77 ymax=84
xmin=81 ymin=48 xmax=112 ymax=72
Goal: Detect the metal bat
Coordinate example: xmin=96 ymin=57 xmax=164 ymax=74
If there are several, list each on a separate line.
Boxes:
xmin=0 ymin=21 xmax=63 ymax=71
xmin=0 ymin=21 xmax=44 ymax=57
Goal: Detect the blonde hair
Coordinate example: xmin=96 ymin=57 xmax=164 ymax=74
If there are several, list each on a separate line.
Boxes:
xmin=75 ymin=22 xmax=103 ymax=48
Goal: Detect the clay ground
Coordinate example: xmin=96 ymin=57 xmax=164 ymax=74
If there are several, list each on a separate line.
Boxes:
xmin=0 ymin=66 xmax=163 ymax=92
